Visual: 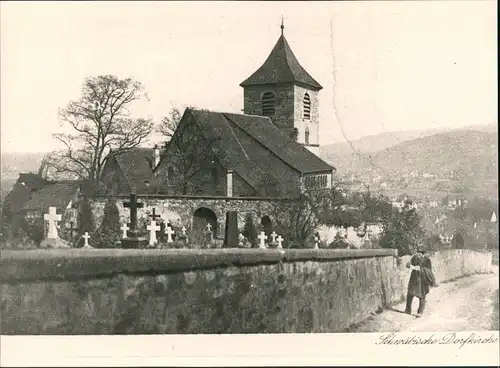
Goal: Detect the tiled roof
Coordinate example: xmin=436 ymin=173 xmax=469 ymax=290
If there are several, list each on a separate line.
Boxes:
xmin=187 ymin=110 xmax=281 ymax=196
xmin=22 ymin=182 xmax=80 ymax=213
xmin=114 ymin=149 xmax=154 ymax=193
xmin=240 ymin=34 xmax=322 ymax=90
xmin=222 ymin=112 xmax=334 ymax=174
xmin=2 ymin=174 xmax=53 ymax=215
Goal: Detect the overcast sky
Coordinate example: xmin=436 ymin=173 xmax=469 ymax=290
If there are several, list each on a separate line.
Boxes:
xmin=1 ymin=1 xmax=497 ymax=153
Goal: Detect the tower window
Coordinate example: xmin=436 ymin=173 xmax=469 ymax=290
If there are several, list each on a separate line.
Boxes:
xmin=261 ymin=92 xmax=276 ymax=117
xmin=305 ymin=127 xmax=310 ymax=145
xmin=303 ymin=93 xmax=311 ymax=120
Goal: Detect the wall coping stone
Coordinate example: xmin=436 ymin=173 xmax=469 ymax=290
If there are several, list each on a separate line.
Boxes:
xmin=89 ymin=194 xmax=297 ymax=201
xmin=0 ymin=248 xmax=397 ymax=284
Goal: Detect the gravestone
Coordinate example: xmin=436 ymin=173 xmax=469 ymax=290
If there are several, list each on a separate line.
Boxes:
xmin=258 ymin=231 xmax=268 ymax=249
xmin=147 ymin=220 xmax=160 ymax=247
xmin=223 ymin=211 xmax=238 ymax=248
xmin=121 ymin=193 xmax=147 ymax=248
xmin=40 ymin=206 xmax=70 ymax=248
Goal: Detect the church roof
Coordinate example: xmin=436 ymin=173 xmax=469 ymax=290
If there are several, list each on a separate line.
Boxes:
xmin=222 ymin=112 xmax=333 ymax=173
xmin=240 ymin=33 xmax=322 ymax=90
xmin=183 ymin=109 xmax=281 ymax=195
xmin=22 ymin=182 xmax=80 ymax=213
xmin=114 ymin=148 xmax=154 ymax=193
xmin=182 ymin=108 xmax=334 ymax=177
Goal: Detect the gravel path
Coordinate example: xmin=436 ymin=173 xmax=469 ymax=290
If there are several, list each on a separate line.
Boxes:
xmin=352 ymin=266 xmax=499 ymax=332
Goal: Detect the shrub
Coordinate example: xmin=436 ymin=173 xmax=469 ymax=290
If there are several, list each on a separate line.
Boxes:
xmin=242 ymin=213 xmax=257 ymax=247
xmin=329 ymin=233 xmax=350 ymax=249
xmin=78 ymin=198 xmax=94 ymax=235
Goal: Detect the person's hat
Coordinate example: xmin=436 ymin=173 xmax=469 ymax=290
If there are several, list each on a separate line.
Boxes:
xmin=417 ymin=245 xmax=427 ymax=253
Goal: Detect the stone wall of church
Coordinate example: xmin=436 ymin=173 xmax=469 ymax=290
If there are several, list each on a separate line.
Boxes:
xmin=243 ymin=84 xmax=295 ymax=130
xmin=293 ymin=85 xmax=319 ymax=148
xmin=89 ymin=195 xmax=293 ymax=241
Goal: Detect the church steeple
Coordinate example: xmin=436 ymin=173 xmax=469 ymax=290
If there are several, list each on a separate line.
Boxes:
xmin=240 ymin=22 xmax=323 ymax=156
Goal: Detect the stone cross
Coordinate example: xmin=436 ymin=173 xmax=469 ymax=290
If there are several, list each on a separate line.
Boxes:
xmin=270 ymin=231 xmax=277 ymax=243
xmin=148 ymin=208 xmax=161 ymax=221
xmin=147 ymin=220 xmax=161 ymax=246
xmin=181 ymin=226 xmax=187 ymax=237
xmin=123 ymin=193 xmax=143 ymax=232
xmin=258 ymin=231 xmax=268 ymax=249
xmin=314 ymin=234 xmax=320 ymax=249
xmin=82 ymin=232 xmax=91 ymax=248
xmin=206 ymin=223 xmax=212 ymax=233
xmin=165 ymin=225 xmax=174 ymax=243
xmin=120 ymin=223 xmax=129 ymax=239
xmin=44 ymin=206 xmax=61 ymax=239
xmin=276 ymin=235 xmax=284 ymax=249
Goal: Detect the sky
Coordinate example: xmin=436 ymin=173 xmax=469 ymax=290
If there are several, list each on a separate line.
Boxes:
xmin=1 ymin=1 xmax=497 ymax=153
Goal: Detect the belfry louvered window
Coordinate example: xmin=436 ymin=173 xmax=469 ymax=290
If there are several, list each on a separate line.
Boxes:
xmin=303 ymin=93 xmax=311 ymax=120
xmin=261 ymin=92 xmax=276 ymax=117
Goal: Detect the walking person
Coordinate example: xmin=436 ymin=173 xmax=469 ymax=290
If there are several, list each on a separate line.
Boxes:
xmin=405 ymin=245 xmax=437 ymax=317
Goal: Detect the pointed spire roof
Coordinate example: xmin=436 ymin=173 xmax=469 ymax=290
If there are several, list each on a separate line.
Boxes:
xmin=240 ymin=30 xmax=323 ymax=91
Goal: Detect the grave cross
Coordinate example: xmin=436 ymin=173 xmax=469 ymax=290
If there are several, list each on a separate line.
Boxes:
xmin=120 ymin=223 xmax=130 ymax=239
xmin=258 ymin=231 xmax=268 ymax=249
xmin=276 ymin=235 xmax=284 ymax=249
xmin=181 ymin=226 xmax=187 ymax=237
xmin=270 ymin=231 xmax=277 ymax=243
xmin=82 ymin=232 xmax=92 ymax=248
xmin=147 ymin=220 xmax=161 ymax=246
xmin=148 ymin=208 xmax=161 ymax=221
xmin=206 ymin=223 xmax=212 ymax=233
xmin=165 ymin=225 xmax=174 ymax=243
xmin=44 ymin=206 xmax=62 ymax=239
xmin=124 ymin=193 xmax=143 ymax=232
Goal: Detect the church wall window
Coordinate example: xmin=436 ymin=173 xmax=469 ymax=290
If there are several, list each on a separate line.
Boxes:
xmin=303 ymin=92 xmax=311 ymax=120
xmin=261 ymin=92 xmax=276 ymax=117
xmin=167 ymin=167 xmax=174 ymax=186
xmin=304 ymin=174 xmax=329 ymax=190
xmin=305 ymin=127 xmax=310 ymax=145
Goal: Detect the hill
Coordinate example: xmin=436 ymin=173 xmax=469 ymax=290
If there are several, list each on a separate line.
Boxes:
xmin=371 ymin=130 xmax=498 ymax=178
xmin=320 ymin=123 xmax=497 ymax=172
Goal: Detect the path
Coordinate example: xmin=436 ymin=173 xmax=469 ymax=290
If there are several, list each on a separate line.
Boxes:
xmin=353 ymin=266 xmax=499 ymax=332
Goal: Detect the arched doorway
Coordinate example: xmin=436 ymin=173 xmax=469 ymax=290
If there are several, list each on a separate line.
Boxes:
xmin=193 ymin=207 xmax=218 ymax=237
xmin=260 ymin=215 xmax=273 ymax=236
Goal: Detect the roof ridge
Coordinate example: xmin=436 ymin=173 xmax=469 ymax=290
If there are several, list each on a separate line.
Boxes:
xmin=222 ymin=113 xmax=300 ymax=173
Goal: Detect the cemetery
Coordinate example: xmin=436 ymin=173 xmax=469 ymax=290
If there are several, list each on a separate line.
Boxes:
xmin=0 ymin=192 xmax=493 ymax=334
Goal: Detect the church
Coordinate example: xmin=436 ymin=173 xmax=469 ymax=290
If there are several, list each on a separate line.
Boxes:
xmin=100 ymin=23 xmax=335 ymax=199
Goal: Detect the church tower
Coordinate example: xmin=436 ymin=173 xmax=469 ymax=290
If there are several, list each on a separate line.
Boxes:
xmin=240 ymin=20 xmax=323 ymax=156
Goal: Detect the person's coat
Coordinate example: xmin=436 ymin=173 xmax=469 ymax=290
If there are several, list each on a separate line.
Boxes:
xmin=407 ymin=253 xmax=436 ymax=298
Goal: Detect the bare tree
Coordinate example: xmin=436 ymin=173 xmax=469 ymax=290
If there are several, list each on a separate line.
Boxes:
xmin=157 ymin=107 xmax=184 ymax=140
xmin=48 ymin=75 xmax=154 ymax=183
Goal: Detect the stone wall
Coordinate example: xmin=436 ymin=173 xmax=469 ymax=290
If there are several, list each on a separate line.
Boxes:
xmin=0 ymin=248 xmax=492 ymax=335
xmin=89 ymin=195 xmax=292 ymax=239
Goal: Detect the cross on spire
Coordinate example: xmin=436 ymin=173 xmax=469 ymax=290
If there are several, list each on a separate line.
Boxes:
xmin=281 ymin=15 xmax=284 ymax=35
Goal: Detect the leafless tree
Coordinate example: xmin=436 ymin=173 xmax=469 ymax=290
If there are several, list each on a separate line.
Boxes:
xmin=47 ymin=75 xmax=154 ymax=183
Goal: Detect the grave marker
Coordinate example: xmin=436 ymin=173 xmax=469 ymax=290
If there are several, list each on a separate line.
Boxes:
xmin=44 ymin=206 xmax=61 ymax=239
xmin=258 ymin=231 xmax=268 ymax=249
xmin=122 ymin=192 xmax=147 ymax=248
xmin=165 ymin=225 xmax=174 ymax=243
xmin=82 ymin=232 xmax=92 ymax=249
xmin=276 ymin=235 xmax=284 ymax=249
xmin=120 ymin=223 xmax=129 ymax=239
xmin=147 ymin=220 xmax=161 ymax=246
